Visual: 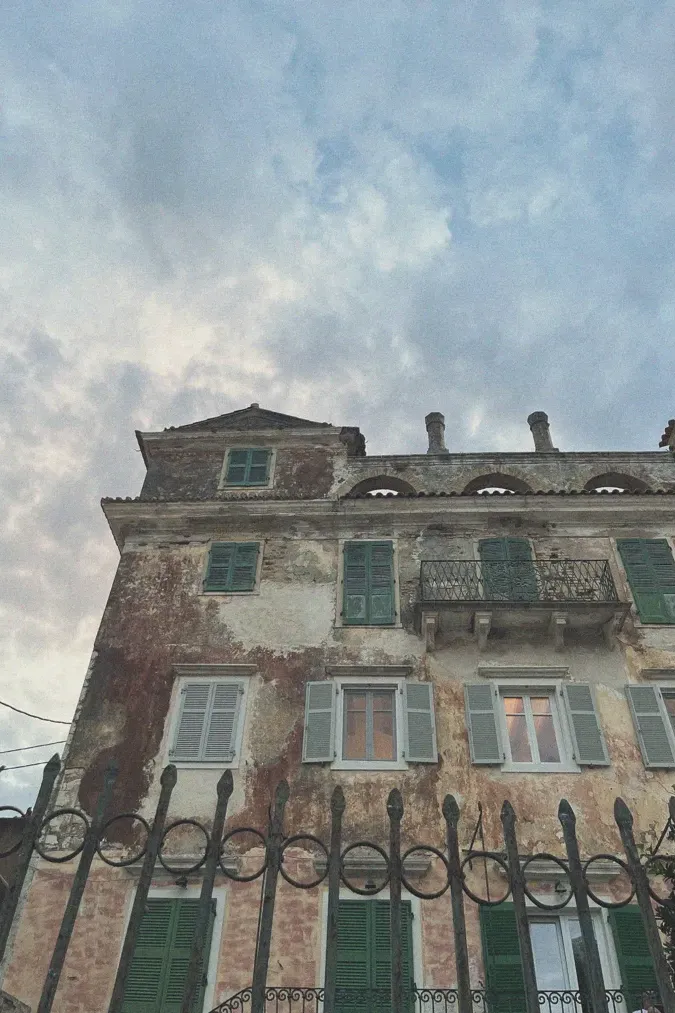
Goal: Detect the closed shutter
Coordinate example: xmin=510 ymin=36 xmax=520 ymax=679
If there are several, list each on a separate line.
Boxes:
xmin=608 ymin=908 xmax=659 ymax=1010
xmin=343 ymin=542 xmax=395 ymax=625
xmin=121 ymin=899 xmax=215 ymax=1013
xmin=617 ymin=539 xmax=675 ymax=623
xmin=225 ymin=449 xmax=250 ymax=485
xmin=172 ymin=681 xmax=244 ymax=762
xmin=479 ymin=538 xmax=537 ymax=601
xmin=302 ymin=681 xmax=336 ymax=762
xmin=479 ymin=904 xmax=526 ymax=1013
xmin=225 ymin=448 xmax=271 ymax=486
xmin=561 ymin=684 xmax=609 ymax=766
xmin=335 ymin=902 xmax=414 ymax=1013
xmin=247 ymin=449 xmax=271 ymax=484
xmin=404 ymin=682 xmax=437 ymax=763
xmin=371 ymin=901 xmax=414 ymax=1013
xmin=464 ymin=684 xmax=503 ymax=764
xmin=204 ymin=543 xmax=259 ymax=592
xmin=626 ymin=685 xmax=675 ymax=767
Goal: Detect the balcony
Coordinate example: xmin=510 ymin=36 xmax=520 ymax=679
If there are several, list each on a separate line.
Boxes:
xmin=417 ymin=560 xmax=628 ymax=651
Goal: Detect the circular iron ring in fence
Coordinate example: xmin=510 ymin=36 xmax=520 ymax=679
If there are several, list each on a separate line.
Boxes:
xmin=459 ymin=851 xmax=511 ymax=906
xmin=158 ymin=819 xmax=209 ymax=874
xmin=642 ymin=853 xmax=675 ymax=907
xmin=522 ymin=854 xmax=573 ymax=910
xmin=0 ymin=806 xmax=27 ymax=859
xmin=219 ymin=827 xmax=268 ymax=882
xmin=583 ymin=854 xmax=635 ymax=908
xmin=35 ymin=808 xmax=90 ymax=863
xmin=96 ymin=813 xmax=152 ymax=867
xmin=400 ymin=845 xmax=450 ymax=900
xmin=340 ymin=841 xmax=390 ymax=895
xmin=279 ymin=834 xmax=329 ymax=889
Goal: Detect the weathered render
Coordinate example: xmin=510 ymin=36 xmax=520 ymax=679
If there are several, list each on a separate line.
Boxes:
xmin=3 ymin=404 xmax=675 ymax=1011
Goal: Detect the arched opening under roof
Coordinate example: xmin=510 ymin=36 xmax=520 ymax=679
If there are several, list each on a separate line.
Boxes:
xmin=347 ymin=475 xmax=417 ymax=497
xmin=462 ymin=473 xmax=534 ymax=496
xmin=583 ymin=472 xmax=650 ymax=494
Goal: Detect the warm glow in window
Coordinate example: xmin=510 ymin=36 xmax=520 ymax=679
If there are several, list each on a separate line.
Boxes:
xmin=502 ymin=693 xmax=561 ymax=765
xmin=343 ymin=689 xmax=396 ymax=761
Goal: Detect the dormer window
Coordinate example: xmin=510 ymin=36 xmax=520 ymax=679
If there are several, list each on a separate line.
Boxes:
xmin=222 ymin=448 xmax=272 ymax=487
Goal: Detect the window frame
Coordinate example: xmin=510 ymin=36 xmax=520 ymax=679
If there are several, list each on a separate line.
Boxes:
xmin=651 ymin=683 xmax=675 ymax=756
xmin=201 ymin=540 xmax=264 ymax=595
xmin=218 ymin=447 xmax=276 ymax=489
xmin=166 ymin=673 xmax=250 ymax=769
xmin=336 ymin=538 xmax=401 ymax=628
xmin=495 ymin=681 xmax=578 ymax=773
xmin=333 ymin=675 xmax=407 ymax=771
xmin=526 ymin=907 xmax=619 ymax=991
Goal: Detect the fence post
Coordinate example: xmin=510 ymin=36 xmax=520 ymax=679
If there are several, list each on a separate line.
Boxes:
xmin=107 ymin=763 xmax=178 ymax=1012
xmin=37 ymin=760 xmax=118 ymax=1013
xmin=614 ymin=797 xmax=675 ymax=1013
xmin=180 ymin=768 xmax=234 ymax=1013
xmin=387 ymin=788 xmax=404 ymax=1013
xmin=500 ymin=801 xmax=539 ymax=1013
xmin=0 ymin=753 xmax=61 ymax=966
xmin=323 ymin=786 xmax=345 ymax=1013
xmin=442 ymin=795 xmax=472 ymax=1013
xmin=251 ymin=781 xmax=290 ymax=1013
xmin=558 ymin=799 xmax=608 ymax=1013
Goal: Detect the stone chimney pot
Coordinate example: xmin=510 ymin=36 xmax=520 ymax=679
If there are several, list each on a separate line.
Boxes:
xmin=527 ymin=411 xmax=558 ymax=452
xmin=425 ymin=412 xmax=448 ymax=454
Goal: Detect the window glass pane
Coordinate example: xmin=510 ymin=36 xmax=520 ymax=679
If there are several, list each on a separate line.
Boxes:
xmin=343 ymin=692 xmax=367 ymax=759
xmin=531 ymin=696 xmax=561 ymax=763
xmin=663 ymin=692 xmax=675 ymax=736
xmin=372 ymin=692 xmax=396 ymax=760
xmin=503 ymin=696 xmax=532 ymax=762
xmin=530 ymin=920 xmax=568 ymax=989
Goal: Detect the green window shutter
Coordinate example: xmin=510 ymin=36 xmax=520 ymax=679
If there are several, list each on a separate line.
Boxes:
xmin=203 ymin=683 xmax=243 ymax=761
xmin=626 ymin=685 xmax=675 ymax=767
xmin=172 ymin=684 xmax=211 ymax=761
xmin=230 ymin=543 xmax=259 ymax=591
xmin=225 ymin=449 xmax=271 ymax=486
xmin=404 ymin=682 xmax=437 ymax=763
xmin=335 ymin=902 xmax=413 ymax=1013
xmin=343 ymin=542 xmax=395 ymax=625
xmin=617 ymin=539 xmax=675 ymax=623
xmin=464 ymin=684 xmax=503 ymax=764
xmin=479 ymin=904 xmax=526 ymax=1013
xmin=608 ymin=907 xmax=659 ymax=1009
xmin=302 ymin=681 xmax=336 ymax=762
xmin=479 ymin=537 xmax=537 ymax=602
xmin=204 ymin=544 xmax=235 ymax=592
xmin=371 ymin=901 xmax=414 ymax=1012
xmin=561 ymin=684 xmax=609 ymax=766
xmin=120 ymin=899 xmax=215 ymax=1013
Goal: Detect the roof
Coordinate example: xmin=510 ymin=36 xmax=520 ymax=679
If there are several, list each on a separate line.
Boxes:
xmin=164 ymin=404 xmax=332 ymax=433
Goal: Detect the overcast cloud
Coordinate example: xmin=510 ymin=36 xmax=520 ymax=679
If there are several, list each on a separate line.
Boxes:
xmin=1 ymin=0 xmax=674 ymax=806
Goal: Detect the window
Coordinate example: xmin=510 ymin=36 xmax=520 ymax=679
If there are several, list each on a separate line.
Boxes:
xmin=342 ymin=541 xmax=396 ymax=625
xmin=203 ymin=542 xmax=260 ymax=592
xmin=626 ymin=684 xmax=675 ymax=767
xmin=120 ymin=898 xmax=214 ymax=1013
xmin=617 ymin=538 xmax=675 ymax=623
xmin=169 ymin=679 xmax=246 ymax=765
xmin=302 ymin=678 xmax=437 ymax=768
xmin=222 ymin=448 xmax=272 ymax=487
xmin=464 ymin=682 xmax=609 ymax=770
xmin=334 ymin=900 xmax=414 ymax=1013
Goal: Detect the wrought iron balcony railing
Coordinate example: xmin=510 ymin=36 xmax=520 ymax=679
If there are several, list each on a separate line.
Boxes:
xmin=419 ymin=559 xmax=619 ymax=605
xmin=211 ymin=987 xmax=659 ymax=1013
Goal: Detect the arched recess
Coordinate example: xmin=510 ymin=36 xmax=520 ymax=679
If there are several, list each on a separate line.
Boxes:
xmin=583 ymin=472 xmax=650 ymax=493
xmin=347 ymin=475 xmax=417 ymax=497
xmin=462 ymin=473 xmax=534 ymax=495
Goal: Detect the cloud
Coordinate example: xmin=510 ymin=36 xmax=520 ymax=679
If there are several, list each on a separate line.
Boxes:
xmin=1 ymin=0 xmax=675 ymax=804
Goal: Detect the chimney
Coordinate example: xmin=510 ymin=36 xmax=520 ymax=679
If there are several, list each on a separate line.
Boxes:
xmin=527 ymin=411 xmax=557 ymax=452
xmin=425 ymin=412 xmax=448 ymax=454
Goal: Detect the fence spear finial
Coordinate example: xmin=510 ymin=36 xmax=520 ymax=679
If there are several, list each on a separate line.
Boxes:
xmin=387 ymin=787 xmax=404 ymax=820
xmin=442 ymin=794 xmax=460 ymax=824
xmin=330 ymin=784 xmax=346 ymax=815
xmin=614 ymin=796 xmax=633 ymax=827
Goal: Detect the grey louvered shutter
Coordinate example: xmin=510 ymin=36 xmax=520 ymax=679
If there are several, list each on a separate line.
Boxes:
xmin=464 ymin=684 xmax=503 ymax=764
xmin=302 ymin=681 xmax=336 ymax=762
xmin=562 ymin=683 xmax=609 ymax=766
xmin=203 ymin=683 xmax=243 ymax=761
xmin=172 ymin=683 xmax=211 ymax=760
xmin=404 ymin=682 xmax=437 ymax=762
xmin=626 ymin=685 xmax=675 ymax=768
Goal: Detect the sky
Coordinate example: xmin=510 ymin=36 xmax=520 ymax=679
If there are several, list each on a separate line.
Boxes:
xmin=1 ymin=0 xmax=675 ymax=808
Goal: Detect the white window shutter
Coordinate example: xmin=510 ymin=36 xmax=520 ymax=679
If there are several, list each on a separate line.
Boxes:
xmin=172 ymin=683 xmax=211 ymax=760
xmin=302 ymin=682 xmax=335 ymax=762
xmin=464 ymin=684 xmax=503 ymax=764
xmin=626 ymin=685 xmax=675 ymax=768
xmin=404 ymin=682 xmax=437 ymax=763
xmin=203 ymin=683 xmax=243 ymax=761
xmin=562 ymin=684 xmax=609 ymax=766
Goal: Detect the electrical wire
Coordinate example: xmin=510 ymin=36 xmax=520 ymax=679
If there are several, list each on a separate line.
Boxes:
xmin=0 ymin=698 xmax=71 ymax=725
xmin=0 ymin=740 xmax=65 ymax=756
xmin=0 ymin=760 xmax=52 ymax=772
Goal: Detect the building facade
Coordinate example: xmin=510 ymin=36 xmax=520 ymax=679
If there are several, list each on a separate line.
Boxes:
xmin=4 ymin=404 xmax=675 ymax=1012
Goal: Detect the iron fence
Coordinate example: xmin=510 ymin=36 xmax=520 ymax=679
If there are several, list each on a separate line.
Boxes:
xmin=0 ymin=756 xmax=674 ymax=1013
xmin=419 ymin=560 xmax=619 ymax=604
